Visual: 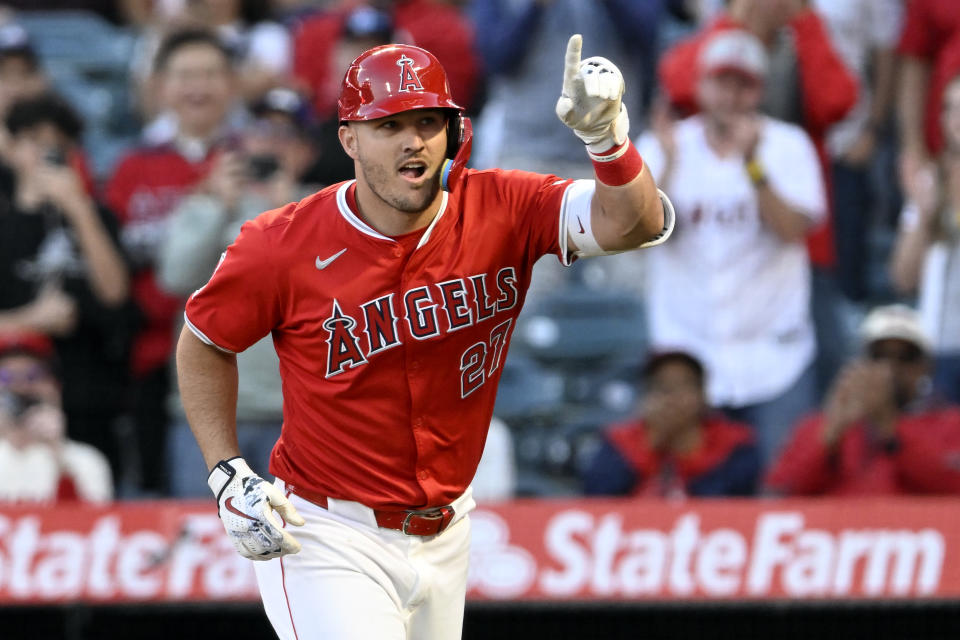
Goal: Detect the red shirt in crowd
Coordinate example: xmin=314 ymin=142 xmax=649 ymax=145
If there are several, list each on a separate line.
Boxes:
xmin=105 ymin=144 xmax=220 ymax=376
xmin=765 ymin=404 xmax=960 ymax=496
xmin=898 ymin=0 xmax=960 ymax=155
xmin=657 ymin=10 xmax=859 ymax=268
xmin=597 ymin=416 xmax=759 ymax=497
xmin=293 ymin=0 xmax=481 ymax=119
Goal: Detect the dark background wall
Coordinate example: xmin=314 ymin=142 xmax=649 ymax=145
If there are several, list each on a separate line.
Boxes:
xmin=2 ymin=602 xmax=960 ymax=640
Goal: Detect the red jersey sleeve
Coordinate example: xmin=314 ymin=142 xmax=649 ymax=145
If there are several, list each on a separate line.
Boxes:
xmin=898 ymin=0 xmax=936 ymax=60
xmin=657 ymin=29 xmax=707 ymax=116
xmin=895 ymin=409 xmax=960 ymax=493
xmin=790 ymin=9 xmax=859 ymax=137
xmin=470 ymin=169 xmax=573 ymax=264
xmin=764 ymin=414 xmax=837 ymax=496
xmin=184 ymin=205 xmax=293 ymax=353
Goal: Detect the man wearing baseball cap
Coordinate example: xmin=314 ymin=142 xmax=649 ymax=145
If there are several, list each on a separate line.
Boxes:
xmin=766 ymin=304 xmax=960 ymax=495
xmin=176 ymin=34 xmax=673 ymax=639
xmin=637 ymin=29 xmax=827 ymax=467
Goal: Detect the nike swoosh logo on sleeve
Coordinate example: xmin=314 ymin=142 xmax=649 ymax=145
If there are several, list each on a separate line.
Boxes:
xmin=316 ymin=248 xmax=347 ymax=270
xmin=576 ymin=217 xmax=585 ymax=234
xmin=224 ymin=497 xmax=260 ymax=521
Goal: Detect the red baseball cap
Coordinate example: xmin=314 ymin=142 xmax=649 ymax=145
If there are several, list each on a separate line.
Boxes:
xmin=699 ymin=30 xmax=768 ymax=81
xmin=0 ymin=331 xmax=55 ymax=362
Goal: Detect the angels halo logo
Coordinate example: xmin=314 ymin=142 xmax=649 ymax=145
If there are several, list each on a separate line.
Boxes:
xmin=397 ymin=54 xmax=425 ymax=92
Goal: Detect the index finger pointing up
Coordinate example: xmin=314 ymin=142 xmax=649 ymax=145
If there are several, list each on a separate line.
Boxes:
xmin=562 ymin=34 xmax=582 ymax=95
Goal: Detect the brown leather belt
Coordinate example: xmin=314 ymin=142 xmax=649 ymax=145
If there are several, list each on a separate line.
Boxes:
xmin=286 ymin=484 xmax=456 ymax=537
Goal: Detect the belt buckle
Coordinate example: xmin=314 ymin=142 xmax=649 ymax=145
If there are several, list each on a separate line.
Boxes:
xmin=402 ymin=505 xmax=455 ymax=536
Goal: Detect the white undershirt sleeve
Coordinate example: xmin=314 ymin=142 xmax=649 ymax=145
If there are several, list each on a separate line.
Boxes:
xmin=561 ymin=179 xmax=676 ymax=258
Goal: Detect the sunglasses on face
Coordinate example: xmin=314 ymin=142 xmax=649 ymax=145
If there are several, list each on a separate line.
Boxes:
xmin=868 ymin=345 xmax=924 ymax=364
xmin=0 ymin=364 xmax=51 ymax=386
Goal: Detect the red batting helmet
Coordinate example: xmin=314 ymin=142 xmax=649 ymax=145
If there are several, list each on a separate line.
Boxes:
xmin=338 ymin=43 xmax=472 ymax=191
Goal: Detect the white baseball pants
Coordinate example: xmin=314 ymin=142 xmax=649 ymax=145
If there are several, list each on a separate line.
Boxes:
xmin=254 ymin=481 xmax=475 ymax=640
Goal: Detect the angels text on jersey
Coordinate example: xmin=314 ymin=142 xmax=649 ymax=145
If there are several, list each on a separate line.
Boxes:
xmin=323 ymin=266 xmax=519 ymax=398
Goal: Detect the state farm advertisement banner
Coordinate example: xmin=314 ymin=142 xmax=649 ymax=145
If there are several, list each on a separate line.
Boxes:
xmin=467 ymin=498 xmax=960 ymax=601
xmin=1 ymin=498 xmax=959 ymax=604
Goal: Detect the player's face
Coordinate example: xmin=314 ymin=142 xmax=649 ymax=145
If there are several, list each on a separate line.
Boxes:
xmin=342 ymin=109 xmax=448 ymax=215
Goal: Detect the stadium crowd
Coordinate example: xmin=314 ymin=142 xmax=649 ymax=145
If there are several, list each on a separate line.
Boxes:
xmin=1 ymin=0 xmax=960 ymax=503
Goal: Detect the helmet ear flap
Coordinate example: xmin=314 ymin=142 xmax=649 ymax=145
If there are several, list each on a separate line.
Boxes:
xmin=441 ymin=116 xmax=472 ymax=192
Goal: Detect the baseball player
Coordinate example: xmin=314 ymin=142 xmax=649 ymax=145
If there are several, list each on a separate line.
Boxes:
xmin=176 ymin=35 xmax=674 ymax=640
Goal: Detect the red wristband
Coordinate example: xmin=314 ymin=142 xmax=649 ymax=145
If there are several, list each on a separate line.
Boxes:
xmin=589 ymin=140 xmax=644 ymax=186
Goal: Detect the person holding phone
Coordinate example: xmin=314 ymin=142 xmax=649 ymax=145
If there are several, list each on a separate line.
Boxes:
xmin=0 ymin=94 xmax=132 ymax=488
xmin=0 ymin=331 xmax=114 ymax=503
xmin=157 ymin=86 xmax=318 ymax=498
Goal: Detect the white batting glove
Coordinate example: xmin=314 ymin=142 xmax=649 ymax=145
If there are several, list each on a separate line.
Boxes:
xmin=207 ymin=457 xmax=305 ymax=561
xmin=555 ymin=34 xmax=630 ymax=154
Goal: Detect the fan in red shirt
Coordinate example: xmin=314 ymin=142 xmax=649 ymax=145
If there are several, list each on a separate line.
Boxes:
xmin=766 ymin=304 xmax=960 ymax=496
xmin=292 ymin=0 xmax=481 ymax=120
xmin=582 ymin=350 xmax=760 ymax=498
xmin=176 ymin=37 xmax=673 ymax=640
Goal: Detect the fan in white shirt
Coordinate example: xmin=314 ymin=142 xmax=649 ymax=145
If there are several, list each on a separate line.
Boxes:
xmin=0 ymin=333 xmax=112 ymax=504
xmin=637 ymin=29 xmax=827 ymax=464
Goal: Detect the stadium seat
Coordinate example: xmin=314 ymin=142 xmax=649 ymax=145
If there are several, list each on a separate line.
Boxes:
xmin=514 ymin=286 xmax=648 ymax=363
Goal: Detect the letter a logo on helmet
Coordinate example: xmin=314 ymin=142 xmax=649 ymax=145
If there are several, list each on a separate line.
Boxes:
xmin=338 ymin=44 xmax=472 ymax=191
xmin=396 ymin=54 xmax=424 ymax=92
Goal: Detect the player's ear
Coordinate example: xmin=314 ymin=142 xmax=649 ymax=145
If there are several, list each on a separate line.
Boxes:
xmin=338 ymin=123 xmax=359 ymax=160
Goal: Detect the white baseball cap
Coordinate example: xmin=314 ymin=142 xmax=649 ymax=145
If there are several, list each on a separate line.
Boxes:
xmin=699 ymin=29 xmax=768 ymax=81
xmin=859 ymin=304 xmax=932 ymax=354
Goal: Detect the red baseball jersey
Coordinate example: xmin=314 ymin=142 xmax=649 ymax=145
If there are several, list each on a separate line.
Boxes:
xmin=106 ymin=144 xmax=221 ymax=376
xmin=185 ymin=169 xmax=575 ymax=509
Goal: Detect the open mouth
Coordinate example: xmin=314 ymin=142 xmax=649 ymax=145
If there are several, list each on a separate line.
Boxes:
xmin=398 ymin=160 xmax=427 ymax=181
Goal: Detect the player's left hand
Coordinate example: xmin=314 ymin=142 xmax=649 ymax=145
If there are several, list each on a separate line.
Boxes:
xmin=207 ymin=457 xmax=305 ymax=561
xmin=555 ymin=34 xmax=629 ymax=153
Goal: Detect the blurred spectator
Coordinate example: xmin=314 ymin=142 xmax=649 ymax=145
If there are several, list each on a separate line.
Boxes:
xmin=0 ymin=94 xmax=133 ymax=488
xmin=0 ymin=332 xmax=113 ymax=503
xmin=0 ymin=22 xmax=99 ymax=194
xmin=293 ymin=1 xmax=481 ymax=120
xmin=581 ymin=350 xmax=759 ymax=498
xmin=299 ymin=3 xmax=396 ymax=187
xmin=106 ymin=28 xmax=241 ymax=495
xmin=637 ymin=30 xmax=826 ymax=466
xmin=471 ymin=416 xmax=517 ymax=502
xmin=766 ymin=304 xmax=960 ymax=496
xmin=812 ymin=0 xmax=902 ymax=302
xmin=891 ymin=72 xmax=960 ymax=405
xmin=391 ymin=0 xmax=481 ymax=112
xmin=157 ymin=86 xmax=317 ymax=497
xmin=131 ymin=0 xmax=292 ymax=125
xmin=659 ymin=0 xmax=857 ymax=145
xmin=897 ymin=0 xmax=960 ymax=194
xmin=0 ymin=23 xmax=47 ymax=126
xmin=468 ymin=0 xmax=658 ymax=176
xmin=658 ymin=0 xmax=858 ymax=400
